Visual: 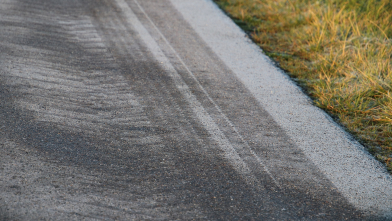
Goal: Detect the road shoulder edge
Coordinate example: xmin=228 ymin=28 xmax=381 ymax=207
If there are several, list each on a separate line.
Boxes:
xmin=170 ymin=0 xmax=392 ymax=217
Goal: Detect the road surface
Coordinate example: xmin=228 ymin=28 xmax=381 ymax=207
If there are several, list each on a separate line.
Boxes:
xmin=0 ymin=0 xmax=391 ymax=220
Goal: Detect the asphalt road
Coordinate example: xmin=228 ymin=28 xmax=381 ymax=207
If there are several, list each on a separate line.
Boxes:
xmin=0 ymin=0 xmax=387 ymax=220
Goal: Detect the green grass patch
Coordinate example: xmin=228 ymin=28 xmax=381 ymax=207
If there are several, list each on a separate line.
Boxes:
xmin=214 ymin=0 xmax=392 ymax=172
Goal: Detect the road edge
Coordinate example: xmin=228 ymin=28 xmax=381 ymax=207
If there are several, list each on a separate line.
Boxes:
xmin=170 ymin=0 xmax=392 ymax=217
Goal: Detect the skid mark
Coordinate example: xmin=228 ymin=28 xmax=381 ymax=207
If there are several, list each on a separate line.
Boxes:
xmin=114 ymin=0 xmax=280 ymax=190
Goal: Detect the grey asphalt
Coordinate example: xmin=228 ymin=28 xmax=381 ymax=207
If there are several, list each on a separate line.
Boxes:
xmin=0 ymin=0 xmax=388 ymax=220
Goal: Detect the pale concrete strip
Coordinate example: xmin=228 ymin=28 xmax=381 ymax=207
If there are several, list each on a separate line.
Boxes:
xmin=114 ymin=0 xmax=276 ymax=190
xmin=170 ymin=0 xmax=392 ymax=217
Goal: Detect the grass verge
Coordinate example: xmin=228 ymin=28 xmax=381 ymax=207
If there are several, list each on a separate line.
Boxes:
xmin=214 ymin=0 xmax=392 ymax=172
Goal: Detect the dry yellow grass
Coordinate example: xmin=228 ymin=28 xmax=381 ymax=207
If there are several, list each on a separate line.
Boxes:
xmin=215 ymin=0 xmax=392 ymax=171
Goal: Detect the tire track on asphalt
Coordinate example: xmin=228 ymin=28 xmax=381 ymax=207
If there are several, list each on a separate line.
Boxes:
xmin=133 ymin=0 xmax=284 ymax=189
xmin=114 ymin=0 xmax=280 ymax=192
xmin=132 ymin=0 xmax=372 ymax=219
